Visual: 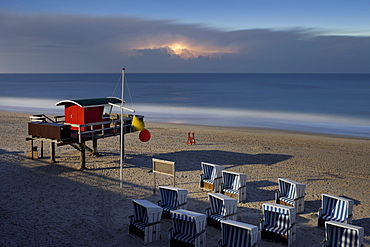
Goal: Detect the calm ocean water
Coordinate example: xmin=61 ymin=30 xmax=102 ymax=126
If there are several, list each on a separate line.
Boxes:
xmin=1 ymin=73 xmax=370 ymax=138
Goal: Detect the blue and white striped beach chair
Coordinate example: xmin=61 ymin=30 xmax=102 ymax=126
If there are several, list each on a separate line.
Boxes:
xmin=206 ymin=193 xmax=238 ymax=229
xmin=323 ymin=221 xmax=364 ymax=247
xmin=260 ymin=203 xmax=296 ymax=247
xmin=318 ymin=194 xmax=354 ymax=227
xmin=169 ymin=209 xmax=206 ymax=247
xmin=218 ymin=220 xmax=258 ymax=247
xmin=221 ymin=170 xmax=247 ymax=203
xmin=275 ymin=178 xmax=306 ymax=213
xmin=157 ymin=186 xmax=188 ymax=218
xmin=129 ymin=199 xmax=163 ymax=245
xmin=199 ymin=162 xmax=225 ymax=192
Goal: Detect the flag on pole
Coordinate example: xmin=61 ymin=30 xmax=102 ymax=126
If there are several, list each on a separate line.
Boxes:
xmin=132 ymin=115 xmax=145 ymax=131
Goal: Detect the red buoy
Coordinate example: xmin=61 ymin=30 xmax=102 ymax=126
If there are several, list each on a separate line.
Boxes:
xmin=139 ymin=129 xmax=151 ymax=142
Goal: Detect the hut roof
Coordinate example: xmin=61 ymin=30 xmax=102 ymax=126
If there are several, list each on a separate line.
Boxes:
xmin=55 ymin=97 xmax=123 ymax=108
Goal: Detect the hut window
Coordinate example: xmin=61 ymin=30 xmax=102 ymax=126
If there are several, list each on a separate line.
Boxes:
xmin=103 ymin=105 xmax=112 ymax=118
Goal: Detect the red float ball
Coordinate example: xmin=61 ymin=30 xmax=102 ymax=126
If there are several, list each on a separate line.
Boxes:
xmin=139 ymin=129 xmax=151 ymax=142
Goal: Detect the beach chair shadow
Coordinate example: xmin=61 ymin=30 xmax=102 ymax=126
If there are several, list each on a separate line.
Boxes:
xmin=304 ymin=199 xmax=322 ymax=214
xmin=245 ymin=180 xmax=277 ymax=203
xmin=352 ymin=218 xmax=370 ymax=240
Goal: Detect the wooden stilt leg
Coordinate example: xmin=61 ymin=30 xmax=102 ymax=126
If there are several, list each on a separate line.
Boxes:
xmin=50 ymin=142 xmax=56 ymax=163
xmin=78 ymin=142 xmax=86 ymax=171
xmin=40 ymin=141 xmax=44 ymax=158
xmin=30 ymin=139 xmax=34 ymax=159
xmin=92 ymin=139 xmax=98 ymax=156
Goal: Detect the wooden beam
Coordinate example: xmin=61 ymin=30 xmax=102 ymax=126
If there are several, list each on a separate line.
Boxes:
xmin=78 ymin=142 xmax=86 ymax=171
xmin=92 ymin=139 xmax=98 ymax=156
xmin=50 ymin=142 xmax=56 ymax=163
xmin=30 ymin=139 xmax=34 ymax=159
xmin=40 ymin=140 xmax=43 ymax=158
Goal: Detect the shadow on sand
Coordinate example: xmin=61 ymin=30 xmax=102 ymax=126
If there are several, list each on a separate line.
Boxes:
xmin=124 ymin=150 xmax=293 ymax=172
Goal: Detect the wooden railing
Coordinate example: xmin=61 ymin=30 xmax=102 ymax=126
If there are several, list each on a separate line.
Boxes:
xmin=65 ymin=117 xmax=133 ymax=143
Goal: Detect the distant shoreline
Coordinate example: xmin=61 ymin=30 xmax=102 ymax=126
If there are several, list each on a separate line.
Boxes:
xmin=0 ymin=108 xmax=370 ymax=140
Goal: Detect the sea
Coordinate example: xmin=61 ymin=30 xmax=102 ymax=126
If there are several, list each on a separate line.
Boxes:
xmin=1 ymin=73 xmax=370 ymax=138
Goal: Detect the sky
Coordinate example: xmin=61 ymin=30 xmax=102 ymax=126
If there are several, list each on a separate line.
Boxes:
xmin=1 ymin=0 xmax=370 ymax=73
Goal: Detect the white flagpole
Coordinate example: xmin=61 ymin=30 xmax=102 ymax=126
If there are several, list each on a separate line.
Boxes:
xmin=120 ymin=68 xmax=125 ymax=188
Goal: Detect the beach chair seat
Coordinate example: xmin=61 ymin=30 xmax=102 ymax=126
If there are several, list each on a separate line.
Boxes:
xmin=318 ymin=194 xmax=354 ymax=227
xmin=128 ymin=199 xmax=163 ymax=245
xmin=157 ymin=186 xmax=188 ymax=218
xmin=199 ymin=162 xmax=225 ymax=192
xmin=221 ymin=170 xmax=247 ymax=203
xmin=217 ymin=220 xmax=258 ymax=247
xmin=275 ymin=178 xmax=306 ymax=213
xmin=169 ymin=209 xmax=206 ymax=247
xmin=206 ymin=193 xmax=238 ymax=229
xmin=323 ymin=221 xmax=364 ymax=247
xmin=260 ymin=203 xmax=296 ymax=247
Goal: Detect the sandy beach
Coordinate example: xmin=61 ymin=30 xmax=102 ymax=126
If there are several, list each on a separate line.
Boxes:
xmin=0 ymin=110 xmax=369 ymax=246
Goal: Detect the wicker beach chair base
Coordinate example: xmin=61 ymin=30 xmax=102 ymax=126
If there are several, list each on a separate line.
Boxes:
xmin=261 ymin=230 xmax=289 ymax=245
xmin=129 ymin=225 xmax=145 ymax=241
xmin=170 ymin=238 xmax=195 ymax=247
xmin=207 ymin=217 xmax=221 ymax=229
xmin=223 ymin=191 xmax=239 ymax=201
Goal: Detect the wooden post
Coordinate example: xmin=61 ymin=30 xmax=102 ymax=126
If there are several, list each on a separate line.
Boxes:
xmin=40 ymin=140 xmax=44 ymax=158
xmin=173 ymin=164 xmax=176 ymax=187
xmin=78 ymin=142 xmax=86 ymax=171
xmin=93 ymin=139 xmax=98 ymax=156
xmin=30 ymin=139 xmax=34 ymax=159
xmin=153 ymin=171 xmax=156 ymax=195
xmin=50 ymin=142 xmax=56 ymax=163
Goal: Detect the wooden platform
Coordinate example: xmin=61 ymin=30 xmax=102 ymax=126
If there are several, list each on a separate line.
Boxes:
xmin=26 ymin=114 xmax=144 ymax=170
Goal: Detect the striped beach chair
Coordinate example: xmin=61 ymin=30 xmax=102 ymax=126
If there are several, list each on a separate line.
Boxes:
xmin=169 ymin=209 xmax=206 ymax=247
xmin=206 ymin=193 xmax=238 ymax=229
xmin=318 ymin=194 xmax=354 ymax=227
xmin=157 ymin=186 xmax=188 ymax=218
xmin=275 ymin=178 xmax=306 ymax=213
xmin=218 ymin=220 xmax=258 ymax=247
xmin=221 ymin=170 xmax=247 ymax=203
xmin=128 ymin=199 xmax=163 ymax=245
xmin=323 ymin=221 xmax=364 ymax=247
xmin=199 ymin=162 xmax=225 ymax=192
xmin=260 ymin=203 xmax=296 ymax=247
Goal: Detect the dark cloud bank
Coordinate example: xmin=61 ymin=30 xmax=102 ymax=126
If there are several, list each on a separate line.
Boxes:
xmin=0 ymin=12 xmax=369 ymax=73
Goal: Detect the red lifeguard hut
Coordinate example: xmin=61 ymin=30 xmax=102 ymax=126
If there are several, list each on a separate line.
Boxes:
xmin=55 ymin=97 xmax=122 ymax=131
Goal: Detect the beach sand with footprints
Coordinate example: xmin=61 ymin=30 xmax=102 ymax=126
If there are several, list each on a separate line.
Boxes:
xmin=1 ymin=111 xmax=369 ymax=246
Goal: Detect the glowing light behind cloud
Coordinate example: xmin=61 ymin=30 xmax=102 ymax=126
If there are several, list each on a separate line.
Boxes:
xmin=130 ymin=35 xmax=235 ymax=59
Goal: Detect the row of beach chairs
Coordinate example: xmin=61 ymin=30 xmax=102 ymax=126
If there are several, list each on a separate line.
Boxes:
xmin=128 ymin=162 xmax=364 ymax=246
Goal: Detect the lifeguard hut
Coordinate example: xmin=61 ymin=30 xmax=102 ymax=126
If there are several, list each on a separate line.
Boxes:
xmin=27 ymin=69 xmax=149 ymax=171
xmin=55 ymin=97 xmax=122 ymax=131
